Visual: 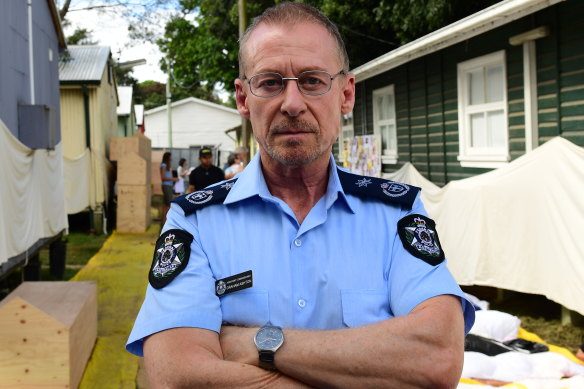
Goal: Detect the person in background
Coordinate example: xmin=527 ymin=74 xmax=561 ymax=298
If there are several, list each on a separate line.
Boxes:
xmin=234 ymin=145 xmax=249 ymax=166
xmin=187 ymin=147 xmax=224 ymax=193
xmin=159 ymin=151 xmax=178 ymax=225
xmin=224 ymin=154 xmax=243 ymax=179
xmin=176 ymin=158 xmax=190 ymax=195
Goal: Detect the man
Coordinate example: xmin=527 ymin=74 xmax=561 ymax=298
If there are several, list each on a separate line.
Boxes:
xmin=127 ymin=3 xmax=474 ymax=388
xmin=187 ymin=147 xmax=224 ymax=193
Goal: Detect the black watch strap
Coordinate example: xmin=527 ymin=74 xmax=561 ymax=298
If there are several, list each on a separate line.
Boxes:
xmin=258 ymin=350 xmax=276 ymax=370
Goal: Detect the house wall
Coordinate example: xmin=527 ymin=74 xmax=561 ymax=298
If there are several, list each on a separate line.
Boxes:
xmin=145 ymin=100 xmax=240 ymax=151
xmin=60 ymin=66 xmax=118 ymax=210
xmin=60 ymin=88 xmax=86 ymax=158
xmin=354 ymin=0 xmax=584 ymax=186
xmin=0 ymin=0 xmax=61 ymax=142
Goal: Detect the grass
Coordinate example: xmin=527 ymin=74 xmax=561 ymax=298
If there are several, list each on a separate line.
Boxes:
xmin=39 ymin=232 xmax=110 ymax=281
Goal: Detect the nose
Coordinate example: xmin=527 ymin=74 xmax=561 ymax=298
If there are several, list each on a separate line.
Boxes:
xmin=280 ymin=80 xmax=307 ymax=118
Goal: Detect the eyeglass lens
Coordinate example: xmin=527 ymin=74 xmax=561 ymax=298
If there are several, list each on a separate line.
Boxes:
xmin=250 ymin=71 xmax=333 ymax=97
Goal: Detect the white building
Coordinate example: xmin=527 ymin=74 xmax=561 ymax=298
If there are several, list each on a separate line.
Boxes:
xmin=144 ymin=97 xmax=241 ymax=161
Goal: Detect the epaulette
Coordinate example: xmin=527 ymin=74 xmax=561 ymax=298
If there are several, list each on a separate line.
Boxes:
xmin=337 ymin=168 xmax=420 ymax=210
xmin=171 ymin=178 xmax=238 ymax=215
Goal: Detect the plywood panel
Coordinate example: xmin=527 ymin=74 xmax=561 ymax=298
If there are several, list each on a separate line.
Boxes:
xmin=110 ymin=133 xmax=151 ymax=161
xmin=117 ymin=184 xmax=151 ymax=232
xmin=0 ymin=282 xmax=97 ymax=389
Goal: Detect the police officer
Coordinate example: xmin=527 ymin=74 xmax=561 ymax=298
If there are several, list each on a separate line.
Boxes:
xmin=127 ymin=3 xmax=474 ymax=388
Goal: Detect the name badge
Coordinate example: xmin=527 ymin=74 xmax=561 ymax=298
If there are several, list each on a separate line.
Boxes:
xmin=215 ymin=270 xmax=253 ymax=296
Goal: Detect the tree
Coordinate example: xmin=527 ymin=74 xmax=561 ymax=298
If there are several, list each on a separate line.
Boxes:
xmin=158 ymin=0 xmax=498 ymax=100
xmin=65 ymin=27 xmax=98 ymax=45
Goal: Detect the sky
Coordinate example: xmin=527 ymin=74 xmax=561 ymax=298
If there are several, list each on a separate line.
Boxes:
xmin=62 ymin=3 xmax=169 ymax=83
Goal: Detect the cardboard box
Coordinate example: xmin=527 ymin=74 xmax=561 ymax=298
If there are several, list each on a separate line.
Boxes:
xmin=110 ymin=133 xmax=151 ymax=162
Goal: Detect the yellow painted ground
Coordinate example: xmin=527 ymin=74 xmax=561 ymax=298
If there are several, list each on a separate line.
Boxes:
xmin=72 ymin=225 xmax=158 ymax=389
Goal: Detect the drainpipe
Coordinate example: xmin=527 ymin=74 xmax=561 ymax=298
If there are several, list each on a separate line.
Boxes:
xmin=82 ymin=84 xmax=95 ymax=232
xmin=27 ymin=0 xmax=35 ymax=104
xmin=82 ymin=84 xmax=91 ymax=148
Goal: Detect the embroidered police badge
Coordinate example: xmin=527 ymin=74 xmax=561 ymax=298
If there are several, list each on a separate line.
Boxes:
xmin=397 ymin=214 xmax=444 ymax=266
xmin=149 ymin=229 xmax=194 ymax=289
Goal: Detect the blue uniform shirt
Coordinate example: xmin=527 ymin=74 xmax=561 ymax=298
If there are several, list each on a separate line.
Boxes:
xmin=127 ymin=153 xmax=474 ymax=356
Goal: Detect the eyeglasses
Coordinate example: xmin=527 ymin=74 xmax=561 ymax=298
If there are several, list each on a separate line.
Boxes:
xmin=245 ymin=70 xmax=346 ymax=98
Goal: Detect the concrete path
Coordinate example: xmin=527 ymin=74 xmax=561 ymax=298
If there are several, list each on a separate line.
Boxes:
xmin=72 ymin=225 xmax=158 ymax=389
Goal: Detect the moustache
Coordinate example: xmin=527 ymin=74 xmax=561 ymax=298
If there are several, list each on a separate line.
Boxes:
xmin=269 ymin=119 xmax=318 ymax=135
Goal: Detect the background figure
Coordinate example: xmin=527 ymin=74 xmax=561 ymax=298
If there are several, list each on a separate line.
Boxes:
xmin=176 ymin=158 xmax=190 ymax=195
xmin=223 ymin=153 xmax=235 ymax=170
xmin=188 ymin=147 xmax=224 ymax=193
xmin=224 ymin=154 xmax=243 ymax=179
xmin=234 ymin=146 xmax=249 ymax=166
xmin=159 ymin=151 xmax=177 ymax=225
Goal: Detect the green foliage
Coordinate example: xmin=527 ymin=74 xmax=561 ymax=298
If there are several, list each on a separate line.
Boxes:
xmin=134 ymin=81 xmax=167 ymax=110
xmin=377 ymin=0 xmax=500 ymax=44
xmin=66 ymin=27 xmax=98 ymax=45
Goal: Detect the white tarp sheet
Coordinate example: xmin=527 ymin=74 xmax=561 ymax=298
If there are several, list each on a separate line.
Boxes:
xmin=386 ymin=137 xmax=584 ymax=315
xmin=0 ymin=119 xmax=68 ymax=266
xmin=64 ymin=150 xmax=91 ymax=214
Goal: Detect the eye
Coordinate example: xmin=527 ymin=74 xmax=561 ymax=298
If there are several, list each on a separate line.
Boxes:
xmin=253 ymin=74 xmax=283 ymax=89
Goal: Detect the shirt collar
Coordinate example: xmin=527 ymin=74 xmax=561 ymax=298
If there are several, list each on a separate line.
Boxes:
xmin=224 ymin=152 xmax=355 ymax=213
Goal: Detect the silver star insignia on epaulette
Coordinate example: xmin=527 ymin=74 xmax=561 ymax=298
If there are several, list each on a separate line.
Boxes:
xmin=356 ymin=178 xmax=372 ymax=187
xmin=221 ymin=181 xmax=235 ymax=190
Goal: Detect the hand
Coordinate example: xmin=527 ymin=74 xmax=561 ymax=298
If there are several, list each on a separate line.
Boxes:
xmin=219 ymin=325 xmax=258 ymax=366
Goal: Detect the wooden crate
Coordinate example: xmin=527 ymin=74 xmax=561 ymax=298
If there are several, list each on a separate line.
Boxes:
xmin=117 ymin=184 xmax=151 ymax=232
xmin=117 ymin=153 xmax=151 ymax=186
xmin=151 ymin=150 xmax=165 ymax=196
xmin=0 ymin=281 xmax=97 ymax=389
xmin=110 ymin=133 xmax=151 ymax=162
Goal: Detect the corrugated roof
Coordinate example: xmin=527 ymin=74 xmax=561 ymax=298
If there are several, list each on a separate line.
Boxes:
xmin=117 ymin=86 xmax=133 ymax=115
xmin=59 ymin=46 xmax=111 ymax=83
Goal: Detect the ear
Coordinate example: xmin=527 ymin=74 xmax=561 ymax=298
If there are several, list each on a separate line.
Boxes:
xmin=340 ymin=73 xmax=356 ymax=115
xmin=235 ymin=78 xmax=251 ymax=119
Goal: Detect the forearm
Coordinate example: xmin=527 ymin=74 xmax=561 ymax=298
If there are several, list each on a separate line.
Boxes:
xmin=144 ymin=327 xmax=311 ymax=389
xmin=222 ymin=295 xmax=464 ymax=389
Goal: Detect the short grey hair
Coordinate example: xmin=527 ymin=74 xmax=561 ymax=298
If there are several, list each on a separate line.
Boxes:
xmin=238 ymin=2 xmax=349 ymax=78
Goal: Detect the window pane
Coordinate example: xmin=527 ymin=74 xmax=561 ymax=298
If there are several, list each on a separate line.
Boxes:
xmin=487 ymin=110 xmax=505 ymax=147
xmin=377 ymin=95 xmax=391 ymax=120
xmin=470 ymin=113 xmax=486 ymax=148
xmin=468 ymin=69 xmax=484 ymax=105
xmin=380 ymin=124 xmax=396 ymax=153
xmin=486 ymin=65 xmax=504 ymax=103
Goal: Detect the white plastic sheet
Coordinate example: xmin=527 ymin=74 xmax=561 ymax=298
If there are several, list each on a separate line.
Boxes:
xmin=386 ymin=137 xmax=584 ymax=315
xmin=0 ymin=119 xmax=68 ymax=266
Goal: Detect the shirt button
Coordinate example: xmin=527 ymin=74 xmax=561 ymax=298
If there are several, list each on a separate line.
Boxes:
xmin=293 ymin=239 xmax=302 ymax=247
xmin=298 ymin=299 xmax=306 ymax=308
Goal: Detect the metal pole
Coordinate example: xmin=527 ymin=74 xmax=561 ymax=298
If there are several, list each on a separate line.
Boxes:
xmin=166 ymin=58 xmax=173 ymax=148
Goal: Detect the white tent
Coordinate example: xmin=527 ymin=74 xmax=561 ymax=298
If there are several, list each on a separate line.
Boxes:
xmin=386 ymin=137 xmax=584 ymax=315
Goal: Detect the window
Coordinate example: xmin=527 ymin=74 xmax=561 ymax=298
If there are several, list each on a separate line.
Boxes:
xmin=457 ymin=51 xmax=509 ymax=168
xmin=338 ymin=112 xmax=354 ymax=161
xmin=372 ymin=85 xmax=398 ymax=164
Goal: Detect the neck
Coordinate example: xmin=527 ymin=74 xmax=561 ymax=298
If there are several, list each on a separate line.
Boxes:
xmin=260 ymin=151 xmax=331 ymax=224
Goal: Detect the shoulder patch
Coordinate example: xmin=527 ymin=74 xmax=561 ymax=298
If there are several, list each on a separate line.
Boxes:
xmin=149 ymin=229 xmax=194 ymax=289
xmin=397 ymin=214 xmax=444 ymax=266
xmin=337 ymin=168 xmax=420 ymax=209
xmin=172 ymin=178 xmax=238 ymax=215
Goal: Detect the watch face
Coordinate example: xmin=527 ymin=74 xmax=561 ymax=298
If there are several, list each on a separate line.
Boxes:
xmin=256 ymin=326 xmax=284 ymax=350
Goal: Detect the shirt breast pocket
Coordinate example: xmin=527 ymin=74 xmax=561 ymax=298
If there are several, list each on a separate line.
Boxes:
xmin=220 ymin=290 xmax=270 ymax=327
xmin=341 ymin=289 xmax=392 ymax=328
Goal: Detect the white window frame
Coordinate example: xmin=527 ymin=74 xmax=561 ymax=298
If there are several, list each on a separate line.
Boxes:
xmin=338 ymin=111 xmax=354 ymax=161
xmin=457 ymin=50 xmax=510 ymax=168
xmin=372 ymin=85 xmax=398 ymax=164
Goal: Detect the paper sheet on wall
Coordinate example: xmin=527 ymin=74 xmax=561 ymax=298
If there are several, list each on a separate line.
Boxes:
xmin=342 ymin=135 xmax=381 ymax=177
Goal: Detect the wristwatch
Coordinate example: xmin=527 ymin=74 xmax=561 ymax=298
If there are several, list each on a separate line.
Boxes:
xmin=254 ymin=325 xmax=285 ymax=370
